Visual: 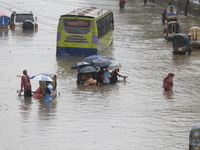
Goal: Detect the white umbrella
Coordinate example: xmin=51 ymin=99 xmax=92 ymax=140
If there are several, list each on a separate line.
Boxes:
xmin=30 ymin=74 xmax=53 ymax=81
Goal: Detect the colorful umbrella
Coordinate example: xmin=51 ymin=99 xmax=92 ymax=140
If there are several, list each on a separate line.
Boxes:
xmin=71 ymin=62 xmax=90 ymax=69
xmin=77 ymin=66 xmax=98 ymax=73
xmin=90 ymin=58 xmax=111 ymax=68
xmin=107 ymin=60 xmax=122 ymax=70
xmin=30 ymin=74 xmax=53 ymax=81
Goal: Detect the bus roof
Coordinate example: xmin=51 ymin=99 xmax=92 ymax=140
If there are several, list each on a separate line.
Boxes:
xmin=60 ymin=7 xmax=112 ymax=18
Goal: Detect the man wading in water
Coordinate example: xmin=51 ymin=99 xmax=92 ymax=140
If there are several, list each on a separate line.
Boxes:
xmin=20 ymin=70 xmax=32 ymax=97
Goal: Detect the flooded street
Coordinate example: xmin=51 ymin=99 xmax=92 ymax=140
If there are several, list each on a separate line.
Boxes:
xmin=1 ymin=0 xmax=200 ymax=149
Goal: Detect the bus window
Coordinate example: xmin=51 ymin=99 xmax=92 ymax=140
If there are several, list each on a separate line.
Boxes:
xmin=96 ymin=12 xmax=114 ymax=38
xmin=62 ymin=20 xmax=91 ymax=34
xmin=64 ymin=20 xmax=90 ymax=28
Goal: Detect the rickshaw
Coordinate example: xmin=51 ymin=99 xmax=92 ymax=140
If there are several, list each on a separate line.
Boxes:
xmin=164 ymin=21 xmax=181 ymax=40
xmin=162 ymin=5 xmax=178 ymax=24
xmin=0 ymin=14 xmax=9 ymax=30
xmin=172 ymin=33 xmax=191 ymax=54
xmin=188 ymin=26 xmax=200 ymax=48
xmin=189 ymin=124 xmax=200 ymax=150
xmin=32 ymin=73 xmax=57 ymax=99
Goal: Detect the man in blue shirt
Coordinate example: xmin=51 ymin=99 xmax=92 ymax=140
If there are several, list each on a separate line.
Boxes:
xmin=44 ymin=81 xmax=53 ymax=102
xmin=103 ymin=68 xmax=111 ymax=84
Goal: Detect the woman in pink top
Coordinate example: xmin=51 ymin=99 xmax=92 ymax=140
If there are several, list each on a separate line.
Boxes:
xmin=21 ymin=70 xmax=32 ymax=97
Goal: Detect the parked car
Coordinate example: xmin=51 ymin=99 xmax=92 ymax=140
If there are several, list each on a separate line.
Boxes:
xmin=9 ymin=11 xmax=38 ymax=30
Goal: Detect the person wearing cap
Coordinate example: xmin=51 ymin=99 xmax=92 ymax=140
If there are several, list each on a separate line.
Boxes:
xmin=21 ymin=70 xmax=32 ymax=97
xmin=162 ymin=73 xmax=175 ymax=91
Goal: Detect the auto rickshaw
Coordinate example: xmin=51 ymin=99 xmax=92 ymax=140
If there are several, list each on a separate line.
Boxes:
xmin=188 ymin=26 xmax=200 ymax=48
xmin=0 ymin=14 xmax=9 ymax=30
xmin=172 ymin=33 xmax=191 ymax=54
xmin=164 ymin=21 xmax=181 ymax=40
xmin=162 ymin=5 xmax=179 ymax=24
xmin=189 ymin=124 xmax=200 ymax=150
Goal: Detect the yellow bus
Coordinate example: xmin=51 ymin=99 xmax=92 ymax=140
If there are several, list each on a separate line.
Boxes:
xmin=56 ymin=7 xmax=114 ymax=56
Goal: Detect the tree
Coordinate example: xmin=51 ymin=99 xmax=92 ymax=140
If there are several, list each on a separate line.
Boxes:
xmin=184 ymin=0 xmax=189 ymax=16
xmin=169 ymin=0 xmax=174 ymax=5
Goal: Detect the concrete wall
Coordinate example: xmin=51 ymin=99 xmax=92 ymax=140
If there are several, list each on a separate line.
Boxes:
xmin=153 ymin=0 xmax=200 ymax=18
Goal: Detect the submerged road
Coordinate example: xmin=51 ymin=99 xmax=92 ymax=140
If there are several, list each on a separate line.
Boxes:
xmin=0 ymin=0 xmax=200 ymax=149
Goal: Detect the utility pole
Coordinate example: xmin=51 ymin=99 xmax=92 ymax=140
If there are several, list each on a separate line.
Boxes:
xmin=184 ymin=0 xmax=189 ymax=16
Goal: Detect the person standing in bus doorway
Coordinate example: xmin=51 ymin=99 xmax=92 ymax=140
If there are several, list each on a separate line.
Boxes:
xmin=20 ymin=70 xmax=32 ymax=97
xmin=119 ymin=0 xmax=126 ymax=9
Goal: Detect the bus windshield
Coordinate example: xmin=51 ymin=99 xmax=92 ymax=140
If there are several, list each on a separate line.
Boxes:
xmin=63 ymin=20 xmax=91 ymax=34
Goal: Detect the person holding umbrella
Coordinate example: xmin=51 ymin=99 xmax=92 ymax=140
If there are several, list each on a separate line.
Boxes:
xmin=96 ymin=67 xmax=105 ymax=84
xmin=81 ymin=73 xmax=97 ymax=85
xmin=30 ymin=74 xmax=55 ymax=101
xmin=20 ymin=69 xmax=32 ymax=97
xmin=107 ymin=60 xmax=127 ymax=84
xmin=110 ymin=69 xmax=127 ymax=84
xmin=77 ymin=65 xmax=98 ymax=85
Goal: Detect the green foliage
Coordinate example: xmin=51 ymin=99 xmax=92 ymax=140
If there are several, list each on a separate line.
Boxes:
xmin=168 ymin=0 xmax=174 ymax=5
xmin=194 ymin=4 xmax=200 ymax=11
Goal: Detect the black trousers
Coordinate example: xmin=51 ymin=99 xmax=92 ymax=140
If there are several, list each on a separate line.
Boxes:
xmin=24 ymin=89 xmax=32 ymax=97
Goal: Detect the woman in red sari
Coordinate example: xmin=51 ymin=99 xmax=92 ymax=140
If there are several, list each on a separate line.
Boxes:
xmin=162 ymin=73 xmax=175 ymax=91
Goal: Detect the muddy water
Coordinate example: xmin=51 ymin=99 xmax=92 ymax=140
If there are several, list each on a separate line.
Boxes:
xmin=0 ymin=0 xmax=200 ymax=149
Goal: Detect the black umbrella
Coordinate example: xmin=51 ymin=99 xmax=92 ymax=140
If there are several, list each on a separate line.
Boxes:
xmin=90 ymin=58 xmax=111 ymax=68
xmin=102 ymin=56 xmax=115 ymax=60
xmin=77 ymin=66 xmax=98 ymax=73
xmin=83 ymin=55 xmax=104 ymax=62
xmin=71 ymin=62 xmax=90 ymax=69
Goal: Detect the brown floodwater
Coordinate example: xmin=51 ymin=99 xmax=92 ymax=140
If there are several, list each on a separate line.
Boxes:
xmin=0 ymin=0 xmax=200 ymax=149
